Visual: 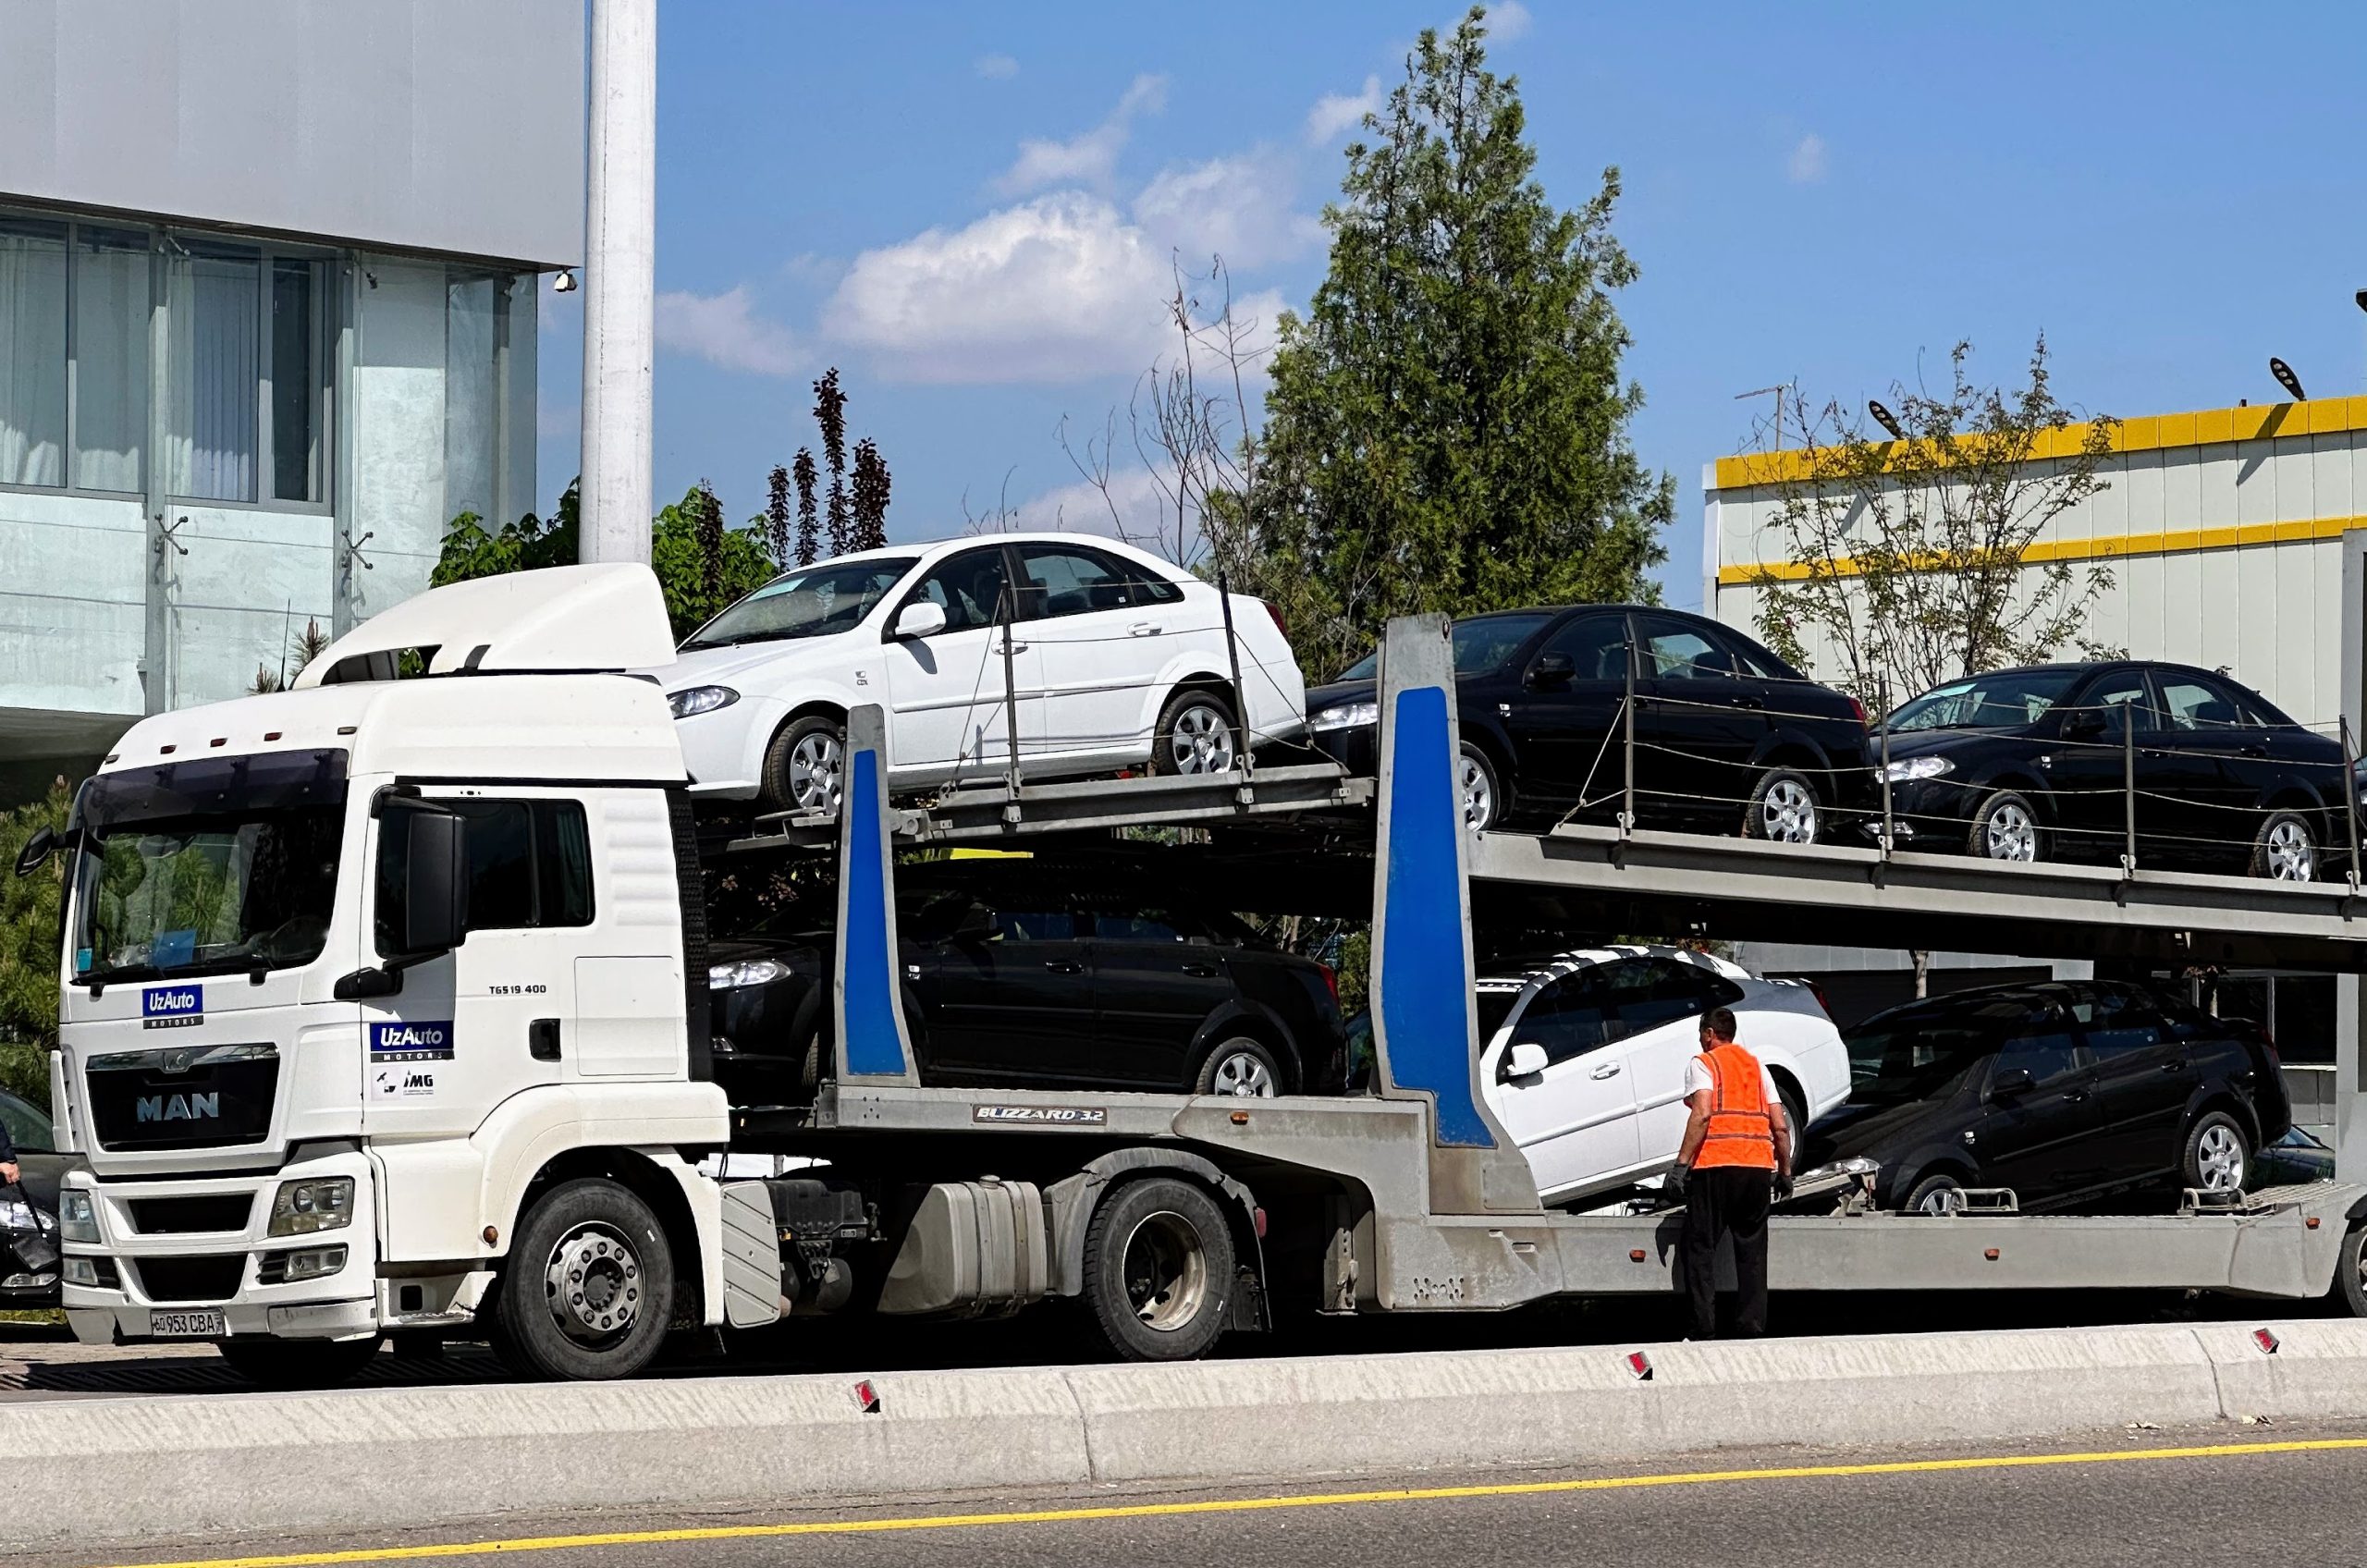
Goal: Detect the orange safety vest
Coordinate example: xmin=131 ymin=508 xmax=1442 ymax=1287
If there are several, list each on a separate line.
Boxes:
xmin=1693 ymin=1041 xmax=1777 ymax=1171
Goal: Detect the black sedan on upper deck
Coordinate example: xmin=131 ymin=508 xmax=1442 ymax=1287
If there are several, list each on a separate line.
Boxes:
xmin=1873 ymin=661 xmax=2350 ymax=879
xmin=1304 ymin=606 xmax=1875 ymax=841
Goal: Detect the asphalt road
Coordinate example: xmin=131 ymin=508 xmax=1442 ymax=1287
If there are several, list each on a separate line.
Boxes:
xmin=22 ymin=1418 xmax=2367 ymax=1568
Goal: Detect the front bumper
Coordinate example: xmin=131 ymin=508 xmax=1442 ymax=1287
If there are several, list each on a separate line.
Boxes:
xmin=1309 ymin=723 xmax=1379 ymax=777
xmin=61 ymin=1146 xmax=381 ymax=1344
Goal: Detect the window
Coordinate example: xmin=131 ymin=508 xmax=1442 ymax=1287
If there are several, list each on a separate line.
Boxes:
xmin=988 ymin=908 xmax=1075 ymax=942
xmin=1510 ymin=968 xmax=1614 ymax=1065
xmin=1600 ymin=955 xmax=1746 ymax=1035
xmin=0 ymin=1090 xmax=52 ymax=1156
xmin=75 ymin=227 xmax=149 ymax=493
xmin=1536 ymin=615 xmax=1629 ymax=682
xmin=1636 ymin=616 xmax=1735 ymax=680
xmin=1335 ymin=613 xmax=1551 ymax=682
xmin=908 ymin=548 xmax=1016 ymax=633
xmin=1888 ymin=669 xmax=2081 ymax=732
xmin=0 ymin=215 xmax=67 ymax=487
xmin=2157 ymin=673 xmax=2253 ymax=732
xmin=1014 ymin=545 xmax=1146 ymax=619
xmin=2078 ymin=673 xmax=2155 ymax=739
xmin=272 ymin=260 xmax=324 ymax=503
xmin=374 ymin=799 xmax=593 ymax=954
xmin=681 ymin=557 xmax=918 ymax=650
xmin=2073 ymin=985 xmax=2167 ymax=1057
xmin=166 ymin=241 xmax=260 ymax=502
xmin=1991 ymin=1025 xmax=2084 ymax=1089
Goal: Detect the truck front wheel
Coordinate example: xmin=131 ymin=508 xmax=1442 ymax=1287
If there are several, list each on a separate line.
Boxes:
xmin=1081 ymin=1177 xmax=1236 ymax=1362
xmin=216 ymin=1335 xmax=383 ymax=1390
xmin=489 ymin=1178 xmax=675 ymax=1381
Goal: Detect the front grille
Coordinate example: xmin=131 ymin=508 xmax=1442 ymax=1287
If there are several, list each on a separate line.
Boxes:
xmin=129 ymin=1195 xmax=254 ymax=1234
xmin=130 ymin=1254 xmax=247 ymax=1303
xmin=86 ymin=1044 xmax=278 ymax=1151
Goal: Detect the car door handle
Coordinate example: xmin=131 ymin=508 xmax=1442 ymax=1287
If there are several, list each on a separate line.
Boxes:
xmin=2059 ymin=1090 xmax=2088 ymax=1103
xmin=2160 ymin=1060 xmax=2190 ymax=1073
xmin=1042 ymin=960 xmax=1083 ymax=974
xmin=1130 ymin=622 xmax=1164 ymax=637
xmin=1590 ymin=1062 xmax=1622 ymax=1079
xmin=1180 ymin=962 xmax=1219 ymax=977
xmin=1728 ymin=695 xmax=1764 ymax=710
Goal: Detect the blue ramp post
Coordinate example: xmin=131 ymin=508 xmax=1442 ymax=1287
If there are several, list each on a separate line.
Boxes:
xmin=833 ymin=704 xmax=918 ymax=1084
xmin=1368 ymin=615 xmax=1539 ymax=1214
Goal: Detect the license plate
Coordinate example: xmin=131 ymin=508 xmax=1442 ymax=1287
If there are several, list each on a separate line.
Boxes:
xmin=149 ymin=1309 xmax=226 ymax=1338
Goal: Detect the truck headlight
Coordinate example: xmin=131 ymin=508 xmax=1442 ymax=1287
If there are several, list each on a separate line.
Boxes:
xmin=709 ymin=958 xmax=791 ymax=989
xmin=668 ymin=685 xmax=739 ymax=719
xmin=1311 ymin=700 xmax=1379 ymax=732
xmin=270 ymin=1177 xmax=355 ymax=1236
xmin=58 ymin=1189 xmax=99 ymax=1243
xmin=1880 ymin=754 xmax=1954 ymax=783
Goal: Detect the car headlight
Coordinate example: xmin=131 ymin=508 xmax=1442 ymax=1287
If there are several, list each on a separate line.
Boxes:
xmin=668 ymin=685 xmax=739 ymax=719
xmin=1311 ymin=700 xmax=1379 ymax=732
xmin=709 ymin=958 xmax=792 ymax=990
xmin=270 ymin=1176 xmax=355 ymax=1236
xmin=0 ymin=1194 xmax=38 ymax=1231
xmin=58 ymin=1189 xmax=98 ymax=1243
xmin=1881 ymin=754 xmax=1954 ymax=783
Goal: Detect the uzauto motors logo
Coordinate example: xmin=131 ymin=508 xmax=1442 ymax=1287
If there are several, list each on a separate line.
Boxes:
xmin=370 ymin=1021 xmax=455 ymax=1062
xmin=141 ymin=985 xmax=204 ymax=1029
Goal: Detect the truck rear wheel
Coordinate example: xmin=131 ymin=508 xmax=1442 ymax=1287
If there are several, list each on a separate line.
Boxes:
xmin=1081 ymin=1177 xmax=1235 ymax=1362
xmin=216 ymin=1334 xmax=383 ymax=1390
xmin=2337 ymin=1221 xmax=2367 ymax=1318
xmin=490 ymin=1177 xmax=675 ymax=1381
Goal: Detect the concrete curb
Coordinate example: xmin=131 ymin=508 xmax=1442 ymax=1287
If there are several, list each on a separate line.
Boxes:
xmin=15 ymin=1319 xmax=2367 ymax=1548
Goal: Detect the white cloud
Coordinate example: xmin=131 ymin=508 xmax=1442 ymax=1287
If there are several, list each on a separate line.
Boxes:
xmin=655 ymin=287 xmax=801 ymax=376
xmin=1004 ymin=467 xmax=1172 ymax=540
xmin=975 ymin=53 xmax=1018 ymax=80
xmin=994 ymin=73 xmax=1168 ymax=195
xmin=1131 ymin=152 xmax=1318 ymax=269
xmin=1306 ymin=74 xmax=1381 ymax=144
xmin=1485 ymin=0 xmax=1532 ymax=42
xmin=1787 ymin=132 xmax=1829 ymax=184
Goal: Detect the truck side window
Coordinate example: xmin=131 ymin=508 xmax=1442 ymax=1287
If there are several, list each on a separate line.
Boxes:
xmin=376 ymin=799 xmax=594 ymax=954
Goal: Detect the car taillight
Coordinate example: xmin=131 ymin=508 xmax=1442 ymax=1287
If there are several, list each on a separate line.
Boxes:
xmin=1805 ymin=979 xmax=1832 ymax=1019
xmin=1318 ymin=963 xmax=1340 ymax=1006
xmin=1264 ymin=600 xmax=1287 ymax=638
xmin=1848 ymin=697 xmax=1868 ymax=729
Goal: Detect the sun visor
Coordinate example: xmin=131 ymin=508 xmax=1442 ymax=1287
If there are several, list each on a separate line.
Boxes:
xmin=293 ymin=564 xmax=676 ymax=688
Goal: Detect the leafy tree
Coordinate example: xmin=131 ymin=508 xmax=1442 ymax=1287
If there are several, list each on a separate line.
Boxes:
xmin=814 ymin=368 xmax=852 ymax=556
xmin=765 ymin=464 xmax=794 ymax=570
xmin=1744 ymin=336 xmax=2117 ymax=717
xmin=851 ymin=438 xmax=891 ymax=553
xmin=0 ymin=779 xmax=71 ymax=1103
xmin=791 ymin=449 xmax=820 ymax=566
xmin=1247 ymin=5 xmax=1672 ymax=676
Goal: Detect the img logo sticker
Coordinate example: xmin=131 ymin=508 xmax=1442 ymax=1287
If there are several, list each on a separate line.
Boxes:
xmin=370 ymin=1020 xmax=455 ymax=1062
xmin=141 ymin=985 xmax=205 ymax=1029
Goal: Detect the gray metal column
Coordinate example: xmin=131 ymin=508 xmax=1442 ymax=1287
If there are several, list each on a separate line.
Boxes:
xmin=2339 ymin=529 xmax=2367 ymax=1177
xmin=578 ymin=0 xmax=656 ymax=565
xmin=139 ymin=240 xmax=175 ymax=714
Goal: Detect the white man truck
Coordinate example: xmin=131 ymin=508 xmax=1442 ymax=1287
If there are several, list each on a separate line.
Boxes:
xmin=35 ymin=565 xmax=2367 ymax=1386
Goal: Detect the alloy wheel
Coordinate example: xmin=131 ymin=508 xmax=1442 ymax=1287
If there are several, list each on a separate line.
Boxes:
xmin=1168 ymin=704 xmax=1236 ymax=775
xmin=2195 ymin=1123 xmax=2246 ymax=1192
xmin=1207 ymin=1048 xmax=1277 ymax=1097
xmin=1759 ymin=778 xmax=1819 ymax=844
xmin=1983 ymin=802 xmax=2038 ymax=862
xmin=1912 ymin=1184 xmax=1966 ymax=1216
xmin=2264 ymin=818 xmax=2316 ymax=881
xmin=1460 ymin=751 xmax=1495 ymax=829
xmin=790 ymin=730 xmax=844 ymax=813
xmin=543 ymin=1221 xmax=644 ymax=1348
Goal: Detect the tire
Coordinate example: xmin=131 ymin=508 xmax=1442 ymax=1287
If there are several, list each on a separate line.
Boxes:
xmin=759 ymin=715 xmax=848 ymax=816
xmin=1775 ymin=1079 xmax=1808 ymax=1142
xmin=1458 ymin=742 xmax=1502 ymax=831
xmin=1968 ymin=790 xmax=2043 ymax=864
xmin=2182 ymin=1109 xmax=2251 ymax=1195
xmin=1901 ymin=1171 xmax=1967 ymax=1215
xmin=216 ymin=1335 xmax=383 ymax=1390
xmin=1081 ymin=1177 xmax=1237 ymax=1361
xmin=1195 ymin=1035 xmax=1284 ymax=1097
xmin=2336 ymin=1222 xmax=2367 ymax=1319
xmin=1152 ymin=688 xmax=1240 ymax=777
xmin=2250 ymin=810 xmax=2319 ymax=882
xmin=489 ymin=1178 xmax=675 ymax=1382
xmin=1742 ymin=768 xmax=1820 ymax=845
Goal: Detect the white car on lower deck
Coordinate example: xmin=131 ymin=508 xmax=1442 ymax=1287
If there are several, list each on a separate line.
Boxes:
xmin=648 ymin=533 xmax=1308 ymax=813
xmin=1476 ymin=946 xmax=1849 ymax=1207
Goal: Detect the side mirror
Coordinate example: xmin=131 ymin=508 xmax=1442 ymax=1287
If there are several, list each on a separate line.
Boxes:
xmin=388 ymin=802 xmax=470 ymax=958
xmin=14 ymin=824 xmax=55 ymax=877
xmin=1501 ymin=1041 xmax=1550 ymax=1082
xmin=1988 ymin=1066 xmax=2036 ymax=1098
xmin=2060 ymin=710 xmax=2105 ymax=740
xmin=1527 ymin=651 xmax=1575 ymax=689
xmin=892 ymin=600 xmax=948 ymax=641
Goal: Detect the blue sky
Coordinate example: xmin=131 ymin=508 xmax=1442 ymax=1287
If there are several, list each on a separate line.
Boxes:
xmin=534 ymin=1 xmax=2367 ymax=619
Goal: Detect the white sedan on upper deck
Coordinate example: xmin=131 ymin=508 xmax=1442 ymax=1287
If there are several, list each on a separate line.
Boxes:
xmin=646 ymin=533 xmax=1308 ymax=813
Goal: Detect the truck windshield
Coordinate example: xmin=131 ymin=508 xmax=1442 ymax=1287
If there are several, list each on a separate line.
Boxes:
xmin=679 ymin=557 xmax=919 ymax=651
xmin=68 ymin=752 xmax=349 ymax=986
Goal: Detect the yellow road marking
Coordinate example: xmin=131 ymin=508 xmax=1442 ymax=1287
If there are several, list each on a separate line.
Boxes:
xmin=82 ymin=1436 xmax=2367 ymax=1568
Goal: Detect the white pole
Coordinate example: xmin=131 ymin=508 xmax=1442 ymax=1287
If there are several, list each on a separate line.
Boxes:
xmin=580 ymin=0 xmax=656 ymax=564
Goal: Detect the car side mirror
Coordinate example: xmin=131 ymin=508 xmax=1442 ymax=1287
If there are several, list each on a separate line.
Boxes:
xmin=387 ymin=802 xmax=470 ymax=959
xmin=14 ymin=824 xmax=55 ymax=877
xmin=892 ymin=600 xmax=949 ymax=641
xmin=2060 ymin=710 xmax=2105 ymax=740
xmin=1527 ymin=651 xmax=1575 ymax=690
xmin=1501 ymin=1041 xmax=1550 ymax=1082
xmin=1988 ymin=1066 xmax=2036 ymax=1098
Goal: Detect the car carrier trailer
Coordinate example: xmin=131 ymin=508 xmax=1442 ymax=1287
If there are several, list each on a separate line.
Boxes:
xmin=42 ymin=566 xmax=2367 ymax=1384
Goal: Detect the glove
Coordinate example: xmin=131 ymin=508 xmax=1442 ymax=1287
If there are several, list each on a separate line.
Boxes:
xmin=1664 ymin=1163 xmax=1690 ymax=1204
xmin=1772 ymin=1171 xmax=1796 ymax=1203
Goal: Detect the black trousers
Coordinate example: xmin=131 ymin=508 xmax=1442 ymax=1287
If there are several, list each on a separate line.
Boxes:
xmin=1681 ymin=1166 xmax=1772 ymax=1339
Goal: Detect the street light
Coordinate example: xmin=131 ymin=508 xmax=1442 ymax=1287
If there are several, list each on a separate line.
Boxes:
xmin=2270 ymin=357 xmax=2306 ymax=402
xmin=1867 ymin=399 xmax=1906 ymax=441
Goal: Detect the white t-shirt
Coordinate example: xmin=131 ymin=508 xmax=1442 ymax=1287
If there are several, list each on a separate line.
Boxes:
xmin=1684 ymin=1052 xmax=1781 ymax=1108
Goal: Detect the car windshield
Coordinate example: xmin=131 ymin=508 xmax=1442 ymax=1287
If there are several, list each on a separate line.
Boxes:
xmin=679 ymin=557 xmax=919 ymax=651
xmin=1886 ymin=669 xmax=2082 ymax=732
xmin=1337 ymin=613 xmax=1555 ymax=682
xmin=67 ymin=752 xmax=350 ymax=987
xmin=0 ymin=1089 xmax=52 ymax=1155
xmin=1477 ymin=988 xmax=1522 ymax=1039
xmin=1843 ymin=1016 xmax=1998 ymax=1106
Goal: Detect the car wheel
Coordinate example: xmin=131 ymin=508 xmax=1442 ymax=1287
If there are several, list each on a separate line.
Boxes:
xmin=1775 ymin=1080 xmax=1808 ymax=1141
xmin=1080 ymin=1177 xmax=1236 ymax=1361
xmin=2336 ymin=1222 xmax=2367 ymax=1318
xmin=1458 ymin=742 xmax=1502 ymax=831
xmin=2182 ymin=1110 xmax=2250 ymax=1194
xmin=1902 ymin=1171 xmax=1968 ymax=1215
xmin=215 ymin=1335 xmax=383 ymax=1390
xmin=490 ymin=1177 xmax=675 ymax=1382
xmin=760 ymin=716 xmax=847 ymax=816
xmin=1743 ymin=768 xmax=1820 ymax=845
xmin=1195 ymin=1036 xmax=1283 ymax=1097
xmin=1968 ymin=790 xmax=2042 ymax=864
xmin=1154 ymin=689 xmax=1240 ymax=777
xmin=2250 ymin=811 xmax=2318 ymax=882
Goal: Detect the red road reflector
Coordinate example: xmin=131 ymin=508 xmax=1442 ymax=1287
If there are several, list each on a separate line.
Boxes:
xmin=2307 ymin=1217 xmax=2322 ymax=1230
xmin=1983 ymin=1248 xmax=2001 ymax=1261
xmin=854 ymin=1378 xmax=883 ymax=1413
xmin=1629 ymin=1249 xmax=1648 ymax=1263
xmin=1625 ymin=1351 xmax=1652 ymax=1381
xmin=2253 ymin=1329 xmax=2280 ymax=1355
xmin=1253 ymin=1207 xmax=1269 ymax=1239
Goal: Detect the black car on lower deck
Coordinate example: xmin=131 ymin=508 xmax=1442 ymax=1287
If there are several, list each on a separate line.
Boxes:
xmin=1875 ymin=661 xmax=2350 ymax=879
xmin=1 ymin=1087 xmax=63 ymax=1308
xmin=1304 ymin=606 xmax=1874 ymax=841
xmin=1799 ymin=979 xmax=2288 ymax=1214
xmin=707 ymin=865 xmax=1347 ymax=1105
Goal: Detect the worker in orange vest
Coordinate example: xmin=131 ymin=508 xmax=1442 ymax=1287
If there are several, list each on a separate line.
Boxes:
xmin=1668 ymin=1006 xmax=1793 ymax=1338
